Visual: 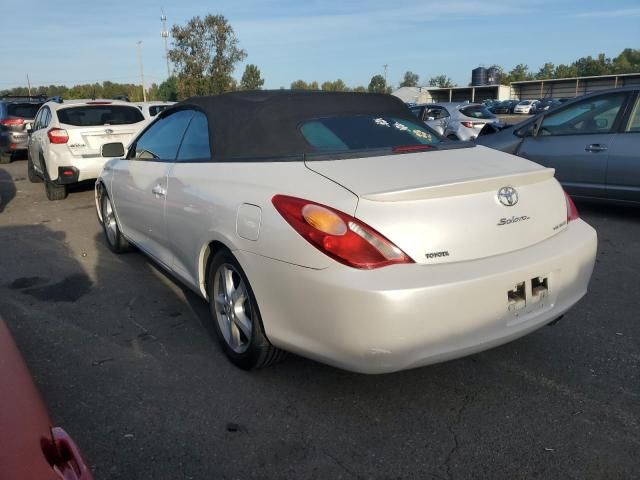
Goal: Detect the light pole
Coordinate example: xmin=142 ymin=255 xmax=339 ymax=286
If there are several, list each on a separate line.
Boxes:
xmin=137 ymin=40 xmax=147 ymax=102
xmin=383 ymin=64 xmax=388 ymax=86
xmin=161 ymin=10 xmax=171 ymax=78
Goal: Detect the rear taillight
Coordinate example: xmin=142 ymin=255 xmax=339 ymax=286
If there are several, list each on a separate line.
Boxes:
xmin=565 ymin=191 xmax=579 ymax=222
xmin=41 ymin=427 xmax=92 ymax=480
xmin=0 ymin=117 xmax=25 ymax=126
xmin=272 ymin=195 xmax=413 ymax=269
xmin=48 ymin=128 xmax=69 ymax=144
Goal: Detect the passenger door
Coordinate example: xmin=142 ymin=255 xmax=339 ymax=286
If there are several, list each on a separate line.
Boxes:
xmin=27 ymin=108 xmax=44 ymax=165
xmin=29 ymin=107 xmax=50 ymax=173
xmin=165 ymin=111 xmax=212 ymax=286
xmin=110 ymin=109 xmax=193 ymax=267
xmin=606 ymin=92 xmax=640 ymax=202
xmin=516 ymin=91 xmax=628 ymax=198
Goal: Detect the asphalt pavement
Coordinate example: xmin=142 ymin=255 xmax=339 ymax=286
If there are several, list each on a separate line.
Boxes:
xmin=0 ymin=159 xmax=638 ymax=480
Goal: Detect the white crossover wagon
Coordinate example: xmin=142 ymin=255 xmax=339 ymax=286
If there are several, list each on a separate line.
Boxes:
xmin=27 ymin=99 xmax=146 ymax=200
xmin=95 ymin=91 xmax=597 ymax=374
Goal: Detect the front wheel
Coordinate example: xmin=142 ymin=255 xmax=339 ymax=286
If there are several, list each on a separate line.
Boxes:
xmin=208 ymin=250 xmax=286 ymax=370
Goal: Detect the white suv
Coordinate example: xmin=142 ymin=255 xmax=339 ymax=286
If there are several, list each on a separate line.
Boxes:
xmin=27 ymin=99 xmax=146 ymax=200
xmin=136 ymin=101 xmax=175 ymax=120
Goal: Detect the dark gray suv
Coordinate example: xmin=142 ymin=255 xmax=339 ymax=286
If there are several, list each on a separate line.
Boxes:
xmin=477 ymin=86 xmax=640 ymax=204
xmin=0 ymin=96 xmax=44 ymax=163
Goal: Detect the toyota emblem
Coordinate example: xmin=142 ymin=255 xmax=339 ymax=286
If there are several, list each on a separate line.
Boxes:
xmin=498 ymin=186 xmax=518 ymax=207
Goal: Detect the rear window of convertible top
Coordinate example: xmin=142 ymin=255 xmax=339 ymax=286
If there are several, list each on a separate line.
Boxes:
xmin=57 ymin=105 xmax=145 ymax=126
xmin=300 ymin=116 xmax=440 ymax=152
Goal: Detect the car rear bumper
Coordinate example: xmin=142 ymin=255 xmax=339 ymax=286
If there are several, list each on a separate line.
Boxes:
xmin=235 ymin=219 xmax=597 ymax=373
xmin=0 ymin=131 xmax=29 ymax=153
xmin=47 ymin=150 xmax=109 ymax=182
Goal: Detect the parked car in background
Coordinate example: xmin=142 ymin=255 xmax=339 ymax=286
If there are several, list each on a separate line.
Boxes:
xmin=411 ymin=102 xmax=502 ymax=141
xmin=477 ymin=86 xmax=640 ymax=204
xmin=95 ymin=90 xmax=596 ymax=374
xmin=0 ymin=95 xmax=44 ymax=163
xmin=136 ymin=101 xmax=176 ymax=120
xmin=530 ymin=99 xmax=562 ymax=115
xmin=513 ymin=100 xmax=539 ymax=114
xmin=490 ymin=100 xmax=518 ymax=114
xmin=27 ymin=98 xmax=146 ymax=200
xmin=0 ymin=317 xmax=92 ymax=480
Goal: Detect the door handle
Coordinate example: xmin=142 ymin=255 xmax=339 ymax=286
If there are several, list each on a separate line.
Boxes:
xmin=151 ymin=184 xmax=166 ymax=197
xmin=585 ymin=144 xmax=607 ymax=153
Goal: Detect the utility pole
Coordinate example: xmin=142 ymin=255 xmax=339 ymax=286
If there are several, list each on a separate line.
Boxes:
xmin=161 ymin=9 xmax=171 ymax=78
xmin=26 ymin=74 xmax=32 ymax=96
xmin=137 ymin=41 xmax=147 ymax=102
xmin=383 ymin=64 xmax=388 ymax=86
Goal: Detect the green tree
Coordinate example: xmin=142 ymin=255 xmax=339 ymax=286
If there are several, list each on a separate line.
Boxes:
xmin=290 ymin=79 xmax=308 ymax=89
xmin=400 ymin=71 xmax=419 ymax=87
xmin=352 ymin=86 xmax=367 ymax=93
xmin=536 ymin=62 xmax=555 ymax=80
xmin=168 ymin=14 xmax=247 ymax=97
xmin=240 ymin=64 xmax=264 ymax=90
xmin=573 ymin=53 xmax=611 ymax=77
xmin=157 ymin=76 xmax=179 ymax=101
xmin=368 ymin=74 xmax=388 ymax=93
xmin=554 ymin=63 xmax=577 ymax=79
xmin=612 ymin=48 xmax=640 ymax=74
xmin=427 ymin=75 xmax=455 ymax=88
xmin=321 ymin=79 xmax=348 ymax=92
xmin=506 ymin=64 xmax=533 ymax=83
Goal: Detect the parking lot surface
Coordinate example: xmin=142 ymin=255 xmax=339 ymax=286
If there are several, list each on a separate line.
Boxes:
xmin=0 ymin=159 xmax=638 ymax=479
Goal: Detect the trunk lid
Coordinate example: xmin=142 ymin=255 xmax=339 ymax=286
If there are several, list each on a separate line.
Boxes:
xmin=64 ymin=125 xmax=140 ymax=157
xmin=305 ymin=145 xmax=567 ymax=264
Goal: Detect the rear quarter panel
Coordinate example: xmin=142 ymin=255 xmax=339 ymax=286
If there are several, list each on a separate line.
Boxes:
xmin=166 ymin=161 xmax=358 ymax=295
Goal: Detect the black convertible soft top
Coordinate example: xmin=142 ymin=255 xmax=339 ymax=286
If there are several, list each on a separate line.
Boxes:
xmin=169 ymin=90 xmax=418 ymax=160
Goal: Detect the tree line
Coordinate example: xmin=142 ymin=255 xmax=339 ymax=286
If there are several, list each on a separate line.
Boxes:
xmin=2 ymin=11 xmax=638 ymax=101
xmin=398 ymin=49 xmax=640 ymax=88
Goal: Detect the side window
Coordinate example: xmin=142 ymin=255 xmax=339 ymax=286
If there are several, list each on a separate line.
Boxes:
xmin=410 ymin=107 xmax=422 ymax=119
xmin=177 ymin=112 xmax=211 ymax=161
xmin=130 ymin=110 xmax=193 ymax=161
xmin=42 ymin=108 xmax=51 ymax=128
xmin=540 ymin=93 xmax=626 ymax=136
xmin=625 ymin=96 xmax=640 ymax=133
xmin=33 ymin=109 xmax=44 ymax=130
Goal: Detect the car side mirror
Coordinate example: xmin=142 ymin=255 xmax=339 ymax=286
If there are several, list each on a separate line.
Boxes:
xmin=101 ymin=142 xmax=125 ymax=158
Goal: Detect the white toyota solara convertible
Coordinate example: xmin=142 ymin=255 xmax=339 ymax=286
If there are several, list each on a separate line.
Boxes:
xmin=95 ymin=91 xmax=597 ymax=374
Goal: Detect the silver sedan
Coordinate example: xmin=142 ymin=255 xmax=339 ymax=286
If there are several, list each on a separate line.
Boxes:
xmin=410 ymin=102 xmax=502 ymax=141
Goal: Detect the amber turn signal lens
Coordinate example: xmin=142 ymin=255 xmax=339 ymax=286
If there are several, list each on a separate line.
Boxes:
xmin=301 ymin=204 xmax=348 ymax=235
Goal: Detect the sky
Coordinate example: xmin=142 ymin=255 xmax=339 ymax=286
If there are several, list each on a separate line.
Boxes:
xmin=1 ymin=0 xmax=638 ymax=91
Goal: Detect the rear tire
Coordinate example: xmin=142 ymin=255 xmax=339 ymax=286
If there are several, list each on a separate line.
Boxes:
xmin=27 ymin=154 xmax=43 ymax=183
xmin=207 ymin=249 xmax=286 ymax=370
xmin=45 ymin=180 xmax=67 ymax=201
xmin=100 ymin=193 xmax=131 ymax=253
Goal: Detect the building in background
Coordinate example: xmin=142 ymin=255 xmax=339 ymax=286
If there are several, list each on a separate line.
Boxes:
xmin=393 ymin=72 xmax=640 ymax=104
